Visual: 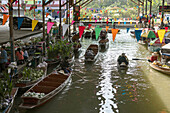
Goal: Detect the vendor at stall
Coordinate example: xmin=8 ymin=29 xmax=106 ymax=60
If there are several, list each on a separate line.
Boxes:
xmin=16 ymin=48 xmax=24 ymax=65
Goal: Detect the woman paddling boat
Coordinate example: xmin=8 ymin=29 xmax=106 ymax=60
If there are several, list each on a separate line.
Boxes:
xmin=117 ymin=53 xmax=129 ymax=68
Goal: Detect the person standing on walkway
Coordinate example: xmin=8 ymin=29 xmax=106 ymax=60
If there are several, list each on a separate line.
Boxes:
xmin=0 ymin=46 xmax=8 ymax=72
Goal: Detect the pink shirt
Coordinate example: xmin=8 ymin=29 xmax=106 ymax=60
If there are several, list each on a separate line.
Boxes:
xmin=16 ymin=51 xmax=24 ymax=60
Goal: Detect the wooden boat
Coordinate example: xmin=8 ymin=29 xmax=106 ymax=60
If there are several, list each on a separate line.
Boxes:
xmin=19 ymin=71 xmax=72 ymax=109
xmin=85 ymin=44 xmax=99 ymax=62
xmin=92 ymin=29 xmax=96 ymax=40
xmin=72 ymin=34 xmax=82 ymax=53
xmin=45 ymin=59 xmax=60 ymax=66
xmin=99 ymin=38 xmax=109 ymax=50
xmin=1 ymin=88 xmax=18 ymax=113
xmin=130 ymin=31 xmax=135 ymax=34
xmin=84 ymin=30 xmax=92 ymax=38
xmin=72 ymin=34 xmax=79 ymax=41
xmin=138 ymin=40 xmax=147 ymax=46
xmin=149 ymin=63 xmax=170 ymax=75
xmin=15 ymin=66 xmax=47 ymax=89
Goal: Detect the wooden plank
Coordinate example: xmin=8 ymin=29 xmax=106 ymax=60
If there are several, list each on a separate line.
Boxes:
xmin=69 ymin=0 xmax=83 ymax=8
xmin=44 ymin=0 xmax=53 ymax=6
xmin=80 ymin=0 xmax=92 ymax=7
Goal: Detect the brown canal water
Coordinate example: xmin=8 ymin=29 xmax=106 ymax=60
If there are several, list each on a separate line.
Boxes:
xmin=12 ymin=29 xmax=170 ymax=113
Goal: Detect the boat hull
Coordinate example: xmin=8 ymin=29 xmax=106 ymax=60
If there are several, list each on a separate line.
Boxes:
xmin=149 ymin=63 xmax=170 ymax=75
xmin=15 ymin=67 xmax=47 ymax=89
xmin=3 ymin=88 xmax=18 ymax=113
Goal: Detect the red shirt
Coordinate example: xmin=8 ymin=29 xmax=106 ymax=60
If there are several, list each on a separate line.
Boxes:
xmin=151 ymin=56 xmax=157 ymax=62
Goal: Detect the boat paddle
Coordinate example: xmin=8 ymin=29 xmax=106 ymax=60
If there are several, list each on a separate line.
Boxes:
xmin=132 ymin=58 xmax=148 ymax=60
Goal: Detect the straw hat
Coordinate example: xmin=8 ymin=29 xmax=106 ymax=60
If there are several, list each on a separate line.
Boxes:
xmin=152 ymin=52 xmax=157 ymax=56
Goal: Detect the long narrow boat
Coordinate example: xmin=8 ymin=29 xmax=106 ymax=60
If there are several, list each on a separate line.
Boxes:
xmin=45 ymin=59 xmax=60 ymax=66
xmin=1 ymin=88 xmax=18 ymax=113
xmin=19 ymin=71 xmax=72 ymax=109
xmin=15 ymin=66 xmax=47 ymax=89
xmin=84 ymin=30 xmax=92 ymax=38
xmin=99 ymin=38 xmax=109 ymax=50
xmin=85 ymin=44 xmax=99 ymax=62
xmin=92 ymin=29 xmax=96 ymax=40
xmin=149 ymin=63 xmax=170 ymax=75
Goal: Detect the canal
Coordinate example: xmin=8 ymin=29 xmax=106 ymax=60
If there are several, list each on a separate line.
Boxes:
xmin=13 ymin=29 xmax=170 ymax=113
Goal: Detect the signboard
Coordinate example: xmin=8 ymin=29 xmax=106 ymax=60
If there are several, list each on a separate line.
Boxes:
xmin=31 ymin=5 xmax=37 ymax=9
xmin=73 ymin=5 xmax=80 ymax=21
xmin=159 ymin=6 xmax=170 ymax=12
xmin=69 ymin=0 xmax=74 ymax=6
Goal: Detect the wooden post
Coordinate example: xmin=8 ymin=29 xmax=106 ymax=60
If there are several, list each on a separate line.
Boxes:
xmin=59 ymin=0 xmax=62 ymax=37
xmin=42 ymin=0 xmax=45 ymax=55
xmin=18 ymin=0 xmax=20 ymax=16
xmin=138 ymin=0 xmax=140 ymax=20
xmin=149 ymin=0 xmax=152 ymax=28
xmin=161 ymin=0 xmax=164 ymax=28
xmin=142 ymin=0 xmax=144 ymax=16
xmin=73 ymin=5 xmax=76 ymax=31
xmin=34 ymin=0 xmax=35 ymax=19
xmin=145 ymin=0 xmax=147 ymax=28
xmin=66 ymin=0 xmax=69 ymax=38
xmin=69 ymin=2 xmax=71 ymax=37
xmin=9 ymin=1 xmax=15 ymax=62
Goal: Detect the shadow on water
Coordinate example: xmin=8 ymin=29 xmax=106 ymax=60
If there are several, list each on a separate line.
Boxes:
xmin=11 ymin=29 xmax=169 ymax=113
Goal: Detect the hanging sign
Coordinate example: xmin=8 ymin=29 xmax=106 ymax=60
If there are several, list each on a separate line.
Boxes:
xmin=158 ymin=29 xmax=166 ymax=43
xmin=17 ymin=17 xmax=24 ymax=29
xmin=111 ymin=29 xmax=119 ymax=42
xmin=79 ymin=26 xmax=86 ymax=38
xmin=106 ymin=26 xmax=109 ymax=32
xmin=62 ymin=24 xmax=69 ymax=36
xmin=95 ymin=27 xmax=102 ymax=40
xmin=32 ymin=20 xmax=38 ymax=31
xmin=47 ymin=22 xmax=54 ymax=34
xmin=127 ymin=28 xmax=130 ymax=33
xmin=2 ymin=14 xmax=9 ymax=25
xmin=135 ymin=30 xmax=142 ymax=42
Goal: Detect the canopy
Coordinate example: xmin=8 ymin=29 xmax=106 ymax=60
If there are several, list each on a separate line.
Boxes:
xmin=161 ymin=43 xmax=170 ymax=54
xmin=141 ymin=29 xmax=149 ymax=38
xmin=150 ymin=38 xmax=165 ymax=45
xmin=162 ymin=43 xmax=170 ymax=49
xmin=147 ymin=31 xmax=156 ymax=38
xmin=164 ymin=32 xmax=170 ymax=38
xmin=141 ymin=32 xmax=148 ymax=38
xmin=162 ymin=53 xmax=170 ymax=56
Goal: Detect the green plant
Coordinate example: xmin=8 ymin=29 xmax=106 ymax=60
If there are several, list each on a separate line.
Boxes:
xmin=47 ymin=40 xmax=74 ymax=60
xmin=0 ymin=72 xmax=13 ymax=103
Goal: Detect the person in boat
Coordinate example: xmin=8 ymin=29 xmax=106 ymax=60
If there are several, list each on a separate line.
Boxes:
xmin=148 ymin=52 xmax=158 ymax=62
xmin=86 ymin=48 xmax=94 ymax=56
xmin=117 ymin=53 xmax=129 ymax=65
xmin=60 ymin=57 xmax=71 ymax=73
